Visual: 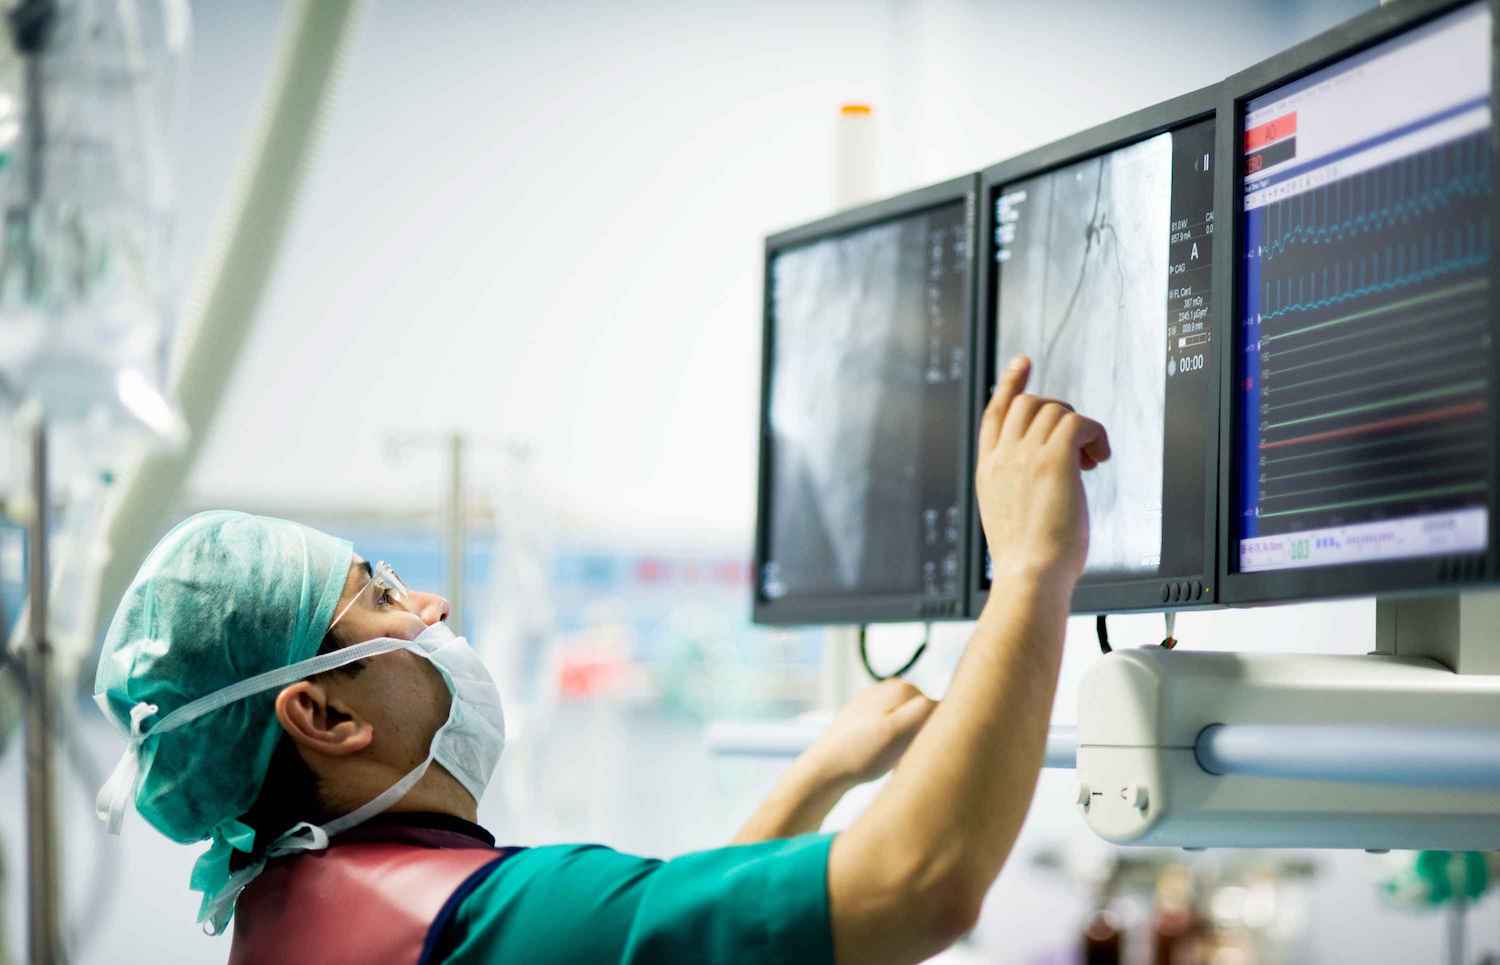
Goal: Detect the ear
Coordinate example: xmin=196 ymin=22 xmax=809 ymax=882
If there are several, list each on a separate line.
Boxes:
xmin=274 ymin=680 xmax=374 ymax=757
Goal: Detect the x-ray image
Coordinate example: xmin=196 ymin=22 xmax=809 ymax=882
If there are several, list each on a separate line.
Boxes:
xmin=995 ymin=133 xmax=1171 ymax=575
xmin=764 ymin=203 xmax=965 ymax=599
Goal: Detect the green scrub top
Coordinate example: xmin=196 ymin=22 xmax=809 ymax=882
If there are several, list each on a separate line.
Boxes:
xmin=434 ymin=832 xmax=836 ymax=964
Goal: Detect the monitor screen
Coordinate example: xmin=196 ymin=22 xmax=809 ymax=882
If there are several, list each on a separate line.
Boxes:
xmin=985 ymin=119 xmax=1217 ymax=585
xmin=1235 ymin=2 xmax=1492 ymax=574
xmin=761 ymin=199 xmax=970 ymax=609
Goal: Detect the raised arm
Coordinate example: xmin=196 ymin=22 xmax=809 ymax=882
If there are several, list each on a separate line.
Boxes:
xmin=826 ymin=355 xmax=1109 ymax=965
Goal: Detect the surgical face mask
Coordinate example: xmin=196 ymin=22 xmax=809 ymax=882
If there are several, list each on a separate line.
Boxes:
xmin=96 ymin=620 xmax=505 ymax=932
xmin=380 ymin=619 xmax=506 ymax=809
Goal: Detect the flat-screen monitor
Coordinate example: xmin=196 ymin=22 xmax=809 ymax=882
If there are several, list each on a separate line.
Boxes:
xmin=753 ymin=177 xmax=977 ymax=625
xmin=971 ymin=88 xmax=1223 ymax=615
xmin=1221 ymin=0 xmax=1496 ymax=604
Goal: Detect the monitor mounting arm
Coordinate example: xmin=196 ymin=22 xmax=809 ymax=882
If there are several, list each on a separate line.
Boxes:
xmin=1075 ymin=590 xmax=1500 ymax=851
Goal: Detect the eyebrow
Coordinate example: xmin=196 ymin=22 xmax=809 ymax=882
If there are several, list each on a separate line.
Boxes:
xmin=344 ymin=559 xmax=374 ymax=601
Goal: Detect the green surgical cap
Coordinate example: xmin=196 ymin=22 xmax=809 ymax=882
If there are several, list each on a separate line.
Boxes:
xmin=94 ymin=510 xmax=353 ymax=845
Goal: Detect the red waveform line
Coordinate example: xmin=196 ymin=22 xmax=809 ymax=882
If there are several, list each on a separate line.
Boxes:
xmin=1260 ymin=401 xmax=1487 ymax=451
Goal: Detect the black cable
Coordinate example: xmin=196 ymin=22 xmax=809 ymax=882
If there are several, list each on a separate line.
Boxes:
xmin=1098 ymin=613 xmax=1181 ymax=653
xmin=858 ymin=623 xmax=929 ymax=681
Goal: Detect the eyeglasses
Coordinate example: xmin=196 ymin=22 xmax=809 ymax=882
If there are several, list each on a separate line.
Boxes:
xmin=329 ymin=560 xmax=412 ymax=631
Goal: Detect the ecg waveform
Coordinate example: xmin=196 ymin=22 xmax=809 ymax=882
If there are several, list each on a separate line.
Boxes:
xmin=1259 ymin=136 xmax=1489 ymax=262
xmin=1250 ymin=130 xmax=1492 ymax=535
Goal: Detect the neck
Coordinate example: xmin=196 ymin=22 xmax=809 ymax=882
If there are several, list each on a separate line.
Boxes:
xmin=321 ymin=758 xmax=478 ymax=825
xmin=389 ymin=771 xmax=479 ymax=823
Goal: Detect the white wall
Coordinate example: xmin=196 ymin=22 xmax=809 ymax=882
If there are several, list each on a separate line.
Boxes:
xmin=179 ymin=0 xmax=1375 ymax=543
xmin=880 ymin=0 xmax=1329 ymax=192
xmin=184 ymin=0 xmax=899 ymax=542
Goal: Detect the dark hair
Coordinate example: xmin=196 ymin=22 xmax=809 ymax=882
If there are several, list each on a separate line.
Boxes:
xmin=230 ymin=633 xmax=364 ymax=869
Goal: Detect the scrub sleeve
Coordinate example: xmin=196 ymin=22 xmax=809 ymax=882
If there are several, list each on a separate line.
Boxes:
xmin=433 ymin=832 xmax=836 ymax=964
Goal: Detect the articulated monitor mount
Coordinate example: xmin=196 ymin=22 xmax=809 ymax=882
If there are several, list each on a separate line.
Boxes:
xmin=1075 ymin=593 xmax=1500 ymax=851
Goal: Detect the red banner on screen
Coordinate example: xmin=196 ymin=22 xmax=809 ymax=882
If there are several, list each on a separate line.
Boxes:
xmin=1245 ymin=112 xmax=1298 ymax=154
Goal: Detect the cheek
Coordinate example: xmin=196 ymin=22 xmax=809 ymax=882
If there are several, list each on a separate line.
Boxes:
xmin=400 ymin=657 xmax=451 ymax=748
xmin=377 ymin=656 xmax=453 ymax=763
xmin=425 ymin=664 xmax=453 ymax=732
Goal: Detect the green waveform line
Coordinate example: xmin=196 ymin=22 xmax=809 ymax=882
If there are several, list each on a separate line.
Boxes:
xmin=1264 ymin=380 xmax=1486 ymax=431
xmin=1261 ymin=276 xmax=1489 ymax=343
xmin=1258 ymin=482 xmax=1486 ymax=519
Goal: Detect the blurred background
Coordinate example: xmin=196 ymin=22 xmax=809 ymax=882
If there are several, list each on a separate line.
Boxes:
xmin=1 ymin=0 xmax=1498 ymax=962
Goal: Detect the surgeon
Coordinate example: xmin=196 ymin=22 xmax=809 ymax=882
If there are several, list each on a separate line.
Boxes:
xmin=93 ymin=355 xmax=1108 ymax=964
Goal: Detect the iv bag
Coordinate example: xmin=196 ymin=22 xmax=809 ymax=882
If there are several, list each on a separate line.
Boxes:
xmin=0 ymin=0 xmax=191 ymax=490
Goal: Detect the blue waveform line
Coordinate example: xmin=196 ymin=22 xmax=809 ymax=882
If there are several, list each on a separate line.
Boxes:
xmin=1262 ymin=249 xmax=1489 ymax=322
xmin=1261 ymin=166 xmax=1490 ymax=261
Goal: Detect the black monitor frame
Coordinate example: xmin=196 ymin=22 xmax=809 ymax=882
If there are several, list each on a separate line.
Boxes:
xmin=752 ymin=175 xmax=980 ymax=626
xmin=1216 ymin=0 xmax=1500 ymax=606
xmin=968 ymin=86 xmax=1226 ymax=617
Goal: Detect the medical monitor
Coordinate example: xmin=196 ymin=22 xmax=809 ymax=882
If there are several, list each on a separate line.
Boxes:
xmin=1220 ymin=0 xmax=1498 ymax=604
xmin=970 ymin=88 xmax=1223 ymax=615
xmin=753 ymin=177 xmax=978 ymax=625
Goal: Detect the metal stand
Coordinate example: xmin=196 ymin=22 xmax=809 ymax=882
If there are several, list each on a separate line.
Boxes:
xmin=385 ymin=430 xmax=470 ymax=633
xmin=446 ymin=433 xmax=465 ymax=635
xmin=10 ymin=2 xmax=65 ymax=959
xmin=22 ymin=417 xmax=62 ymax=964
xmin=818 ymin=627 xmax=860 ymax=712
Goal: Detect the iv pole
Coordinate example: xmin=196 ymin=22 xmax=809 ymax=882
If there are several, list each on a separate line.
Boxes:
xmin=0 ymin=3 xmax=359 ymax=959
xmin=9 ymin=0 xmax=65 ymax=959
xmin=21 ymin=414 xmax=60 ymax=965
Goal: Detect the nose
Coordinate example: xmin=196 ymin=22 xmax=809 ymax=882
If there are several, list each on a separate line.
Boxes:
xmin=409 ymin=591 xmax=451 ymax=626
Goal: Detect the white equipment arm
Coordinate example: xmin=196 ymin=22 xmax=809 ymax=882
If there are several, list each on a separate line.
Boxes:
xmin=87 ymin=0 xmax=361 ymax=646
xmin=1075 ymin=646 xmax=1500 ymax=851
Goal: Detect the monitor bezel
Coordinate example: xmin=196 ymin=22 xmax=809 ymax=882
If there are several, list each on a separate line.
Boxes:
xmin=1216 ymin=0 xmax=1500 ymax=607
xmin=752 ymin=175 xmax=980 ymax=626
xmin=967 ymin=86 xmax=1225 ymax=618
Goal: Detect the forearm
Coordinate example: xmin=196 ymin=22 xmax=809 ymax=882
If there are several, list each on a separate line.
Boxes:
xmin=732 ymin=754 xmax=851 ymax=844
xmin=829 ymin=570 xmax=1072 ymax=963
xmin=887 ymin=575 xmax=1070 ymax=883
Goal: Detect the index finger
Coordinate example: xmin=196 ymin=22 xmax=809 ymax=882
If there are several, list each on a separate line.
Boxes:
xmin=1083 ymin=430 xmax=1112 ymax=468
xmin=1051 ymin=413 xmax=1111 ymax=467
xmin=978 ymin=355 xmax=1031 ymax=457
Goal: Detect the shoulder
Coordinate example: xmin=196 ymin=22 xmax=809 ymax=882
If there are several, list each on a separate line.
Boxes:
xmin=437 ymin=836 xmax=836 ymax=965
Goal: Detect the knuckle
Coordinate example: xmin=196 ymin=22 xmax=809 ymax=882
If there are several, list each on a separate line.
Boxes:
xmin=881 ymin=678 xmax=918 ymax=699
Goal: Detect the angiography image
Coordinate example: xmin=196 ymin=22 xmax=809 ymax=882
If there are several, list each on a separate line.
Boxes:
xmin=995 ymin=133 xmax=1171 ymax=575
xmin=764 ymin=206 xmax=963 ymax=599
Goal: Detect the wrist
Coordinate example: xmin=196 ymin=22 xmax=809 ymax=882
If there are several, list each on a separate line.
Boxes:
xmin=791 ymin=745 xmax=860 ymax=797
xmin=982 ymin=562 xmax=1075 ymax=619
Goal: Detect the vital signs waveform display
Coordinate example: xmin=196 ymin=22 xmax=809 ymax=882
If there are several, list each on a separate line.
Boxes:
xmin=1237 ymin=2 xmax=1493 ymax=572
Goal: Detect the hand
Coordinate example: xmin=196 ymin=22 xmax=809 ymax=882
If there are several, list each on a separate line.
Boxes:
xmin=731 ymin=681 xmax=937 ymax=844
xmin=803 ymin=679 xmax=938 ymax=789
xmin=975 ymin=355 xmax=1111 ymax=587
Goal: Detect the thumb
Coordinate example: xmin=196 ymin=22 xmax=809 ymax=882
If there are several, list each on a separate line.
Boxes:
xmin=888 ymin=693 xmax=937 ymax=736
